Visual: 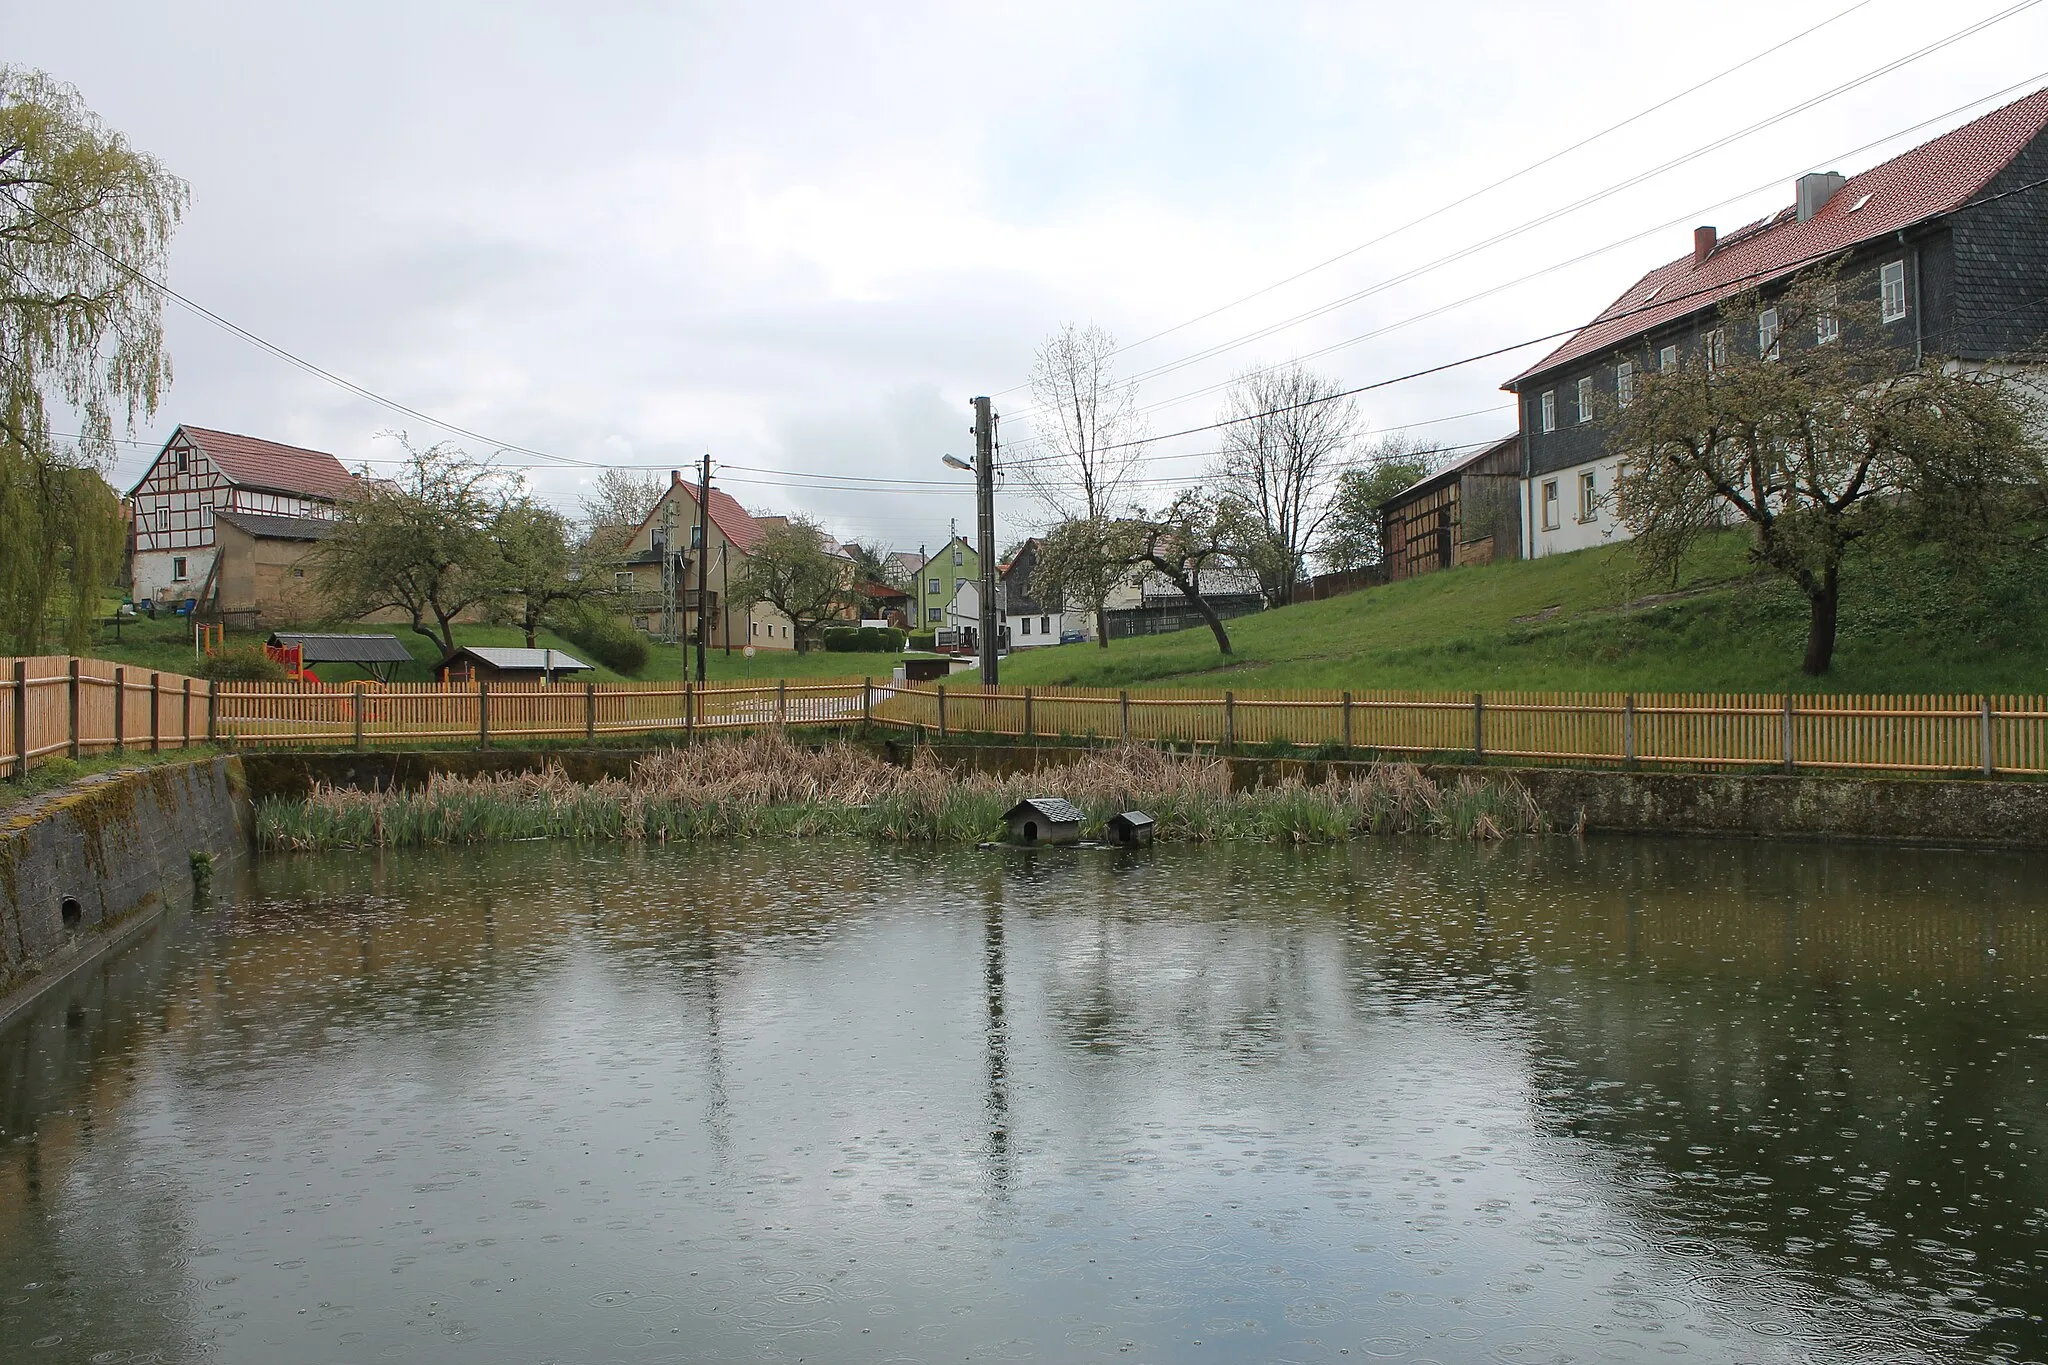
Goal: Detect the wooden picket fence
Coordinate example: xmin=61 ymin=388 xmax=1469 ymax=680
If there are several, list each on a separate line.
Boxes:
xmin=5 ymin=656 xmax=2047 ymax=780
xmin=869 ymin=682 xmax=2048 ymax=776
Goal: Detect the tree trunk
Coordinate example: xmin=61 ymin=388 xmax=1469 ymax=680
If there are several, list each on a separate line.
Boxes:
xmin=1801 ymin=570 xmax=1839 ymax=675
xmin=1156 ymin=562 xmax=1232 ymax=656
xmin=1095 ymin=601 xmax=1110 ymax=649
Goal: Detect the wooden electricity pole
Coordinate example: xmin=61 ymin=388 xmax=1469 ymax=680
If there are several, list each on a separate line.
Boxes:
xmin=695 ymin=453 xmax=712 ymax=684
xmin=972 ymin=396 xmax=998 ymax=687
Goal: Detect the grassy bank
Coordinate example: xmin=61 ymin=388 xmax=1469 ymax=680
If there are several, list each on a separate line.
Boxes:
xmin=256 ymin=734 xmax=1545 ymax=850
xmin=1000 ymin=531 xmax=2048 ymax=695
xmin=3 ymin=747 xmax=225 ymax=815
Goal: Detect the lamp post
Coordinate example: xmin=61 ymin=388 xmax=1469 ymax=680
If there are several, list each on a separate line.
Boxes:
xmin=943 ymin=396 xmax=999 ymax=686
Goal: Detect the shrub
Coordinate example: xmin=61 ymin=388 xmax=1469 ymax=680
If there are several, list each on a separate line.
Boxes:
xmin=553 ymin=604 xmax=649 ymax=676
xmin=198 ymin=645 xmax=286 ymax=681
xmin=906 ymin=630 xmax=937 ymax=652
xmin=822 ymin=625 xmax=906 ymax=653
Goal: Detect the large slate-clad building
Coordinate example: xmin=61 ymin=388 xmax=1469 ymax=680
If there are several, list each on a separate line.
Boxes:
xmin=1506 ymin=87 xmax=2048 ymax=560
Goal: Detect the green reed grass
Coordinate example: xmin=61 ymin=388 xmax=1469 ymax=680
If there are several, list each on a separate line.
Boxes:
xmin=256 ymin=734 xmax=1547 ymax=852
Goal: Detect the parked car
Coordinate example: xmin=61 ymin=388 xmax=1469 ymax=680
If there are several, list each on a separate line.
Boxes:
xmin=1058 ymin=630 xmax=1087 ymax=645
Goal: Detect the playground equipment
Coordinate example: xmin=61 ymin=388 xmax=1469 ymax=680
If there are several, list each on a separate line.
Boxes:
xmin=193 ymin=621 xmax=225 ymax=661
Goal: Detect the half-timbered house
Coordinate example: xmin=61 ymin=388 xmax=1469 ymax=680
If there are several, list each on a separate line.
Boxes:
xmin=125 ymin=426 xmax=360 ymax=608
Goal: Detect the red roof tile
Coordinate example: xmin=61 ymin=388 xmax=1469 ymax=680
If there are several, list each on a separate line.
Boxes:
xmin=1510 ymin=86 xmax=2048 ymax=387
xmin=176 ymin=426 xmax=363 ymax=500
xmin=630 ymin=479 xmax=763 ymax=554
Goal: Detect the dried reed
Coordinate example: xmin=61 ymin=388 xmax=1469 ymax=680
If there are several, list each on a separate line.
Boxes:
xmin=257 ymin=734 xmax=1546 ymax=851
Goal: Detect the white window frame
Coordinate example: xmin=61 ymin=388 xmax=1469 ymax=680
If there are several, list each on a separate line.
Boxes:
xmin=1880 ymin=260 xmax=1907 ymax=322
xmin=928 ymin=578 xmax=941 ymax=595
xmin=1816 ymin=287 xmax=1840 ymax=345
xmin=174 ymin=450 xmax=189 ymax=474
xmin=1659 ymin=344 xmax=1679 ymax=373
xmin=171 ymin=555 xmax=188 ymax=581
xmin=953 ymin=545 xmax=964 ymax=567
xmin=1704 ymin=329 xmax=1726 ymax=372
xmin=1578 ymin=470 xmax=1598 ymax=523
xmin=1539 ymin=391 xmax=1556 ymax=433
xmin=1041 ymin=615 xmax=1051 ymax=634
xmin=1758 ymin=308 xmax=1780 ymax=359
xmin=1576 ymin=376 xmax=1595 ymax=424
xmin=1615 ymin=360 xmax=1634 ymax=408
xmin=927 ymin=606 xmax=941 ymax=624
xmin=1540 ymin=480 xmax=1560 ymax=531
xmin=614 ymin=570 xmax=636 ymax=590
xmin=1019 ymin=617 xmax=1031 ymax=636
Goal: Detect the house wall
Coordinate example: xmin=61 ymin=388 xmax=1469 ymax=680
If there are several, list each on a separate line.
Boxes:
xmin=1949 ymin=127 xmax=2048 ymax=359
xmin=915 ymin=538 xmax=979 ymax=627
xmin=1525 ymin=454 xmax=1628 ymax=559
xmin=620 ymin=484 xmax=797 ymax=650
xmin=211 ymin=523 xmax=328 ymax=624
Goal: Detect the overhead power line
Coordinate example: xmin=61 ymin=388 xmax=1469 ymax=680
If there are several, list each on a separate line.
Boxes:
xmin=993 ymin=0 xmax=1881 ymax=398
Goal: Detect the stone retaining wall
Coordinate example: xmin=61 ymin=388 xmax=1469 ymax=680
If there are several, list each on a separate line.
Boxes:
xmin=1 ymin=757 xmax=251 ymax=1026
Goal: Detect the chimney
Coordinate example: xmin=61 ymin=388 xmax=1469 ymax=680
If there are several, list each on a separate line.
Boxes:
xmin=670 ymin=469 xmax=682 ymax=486
xmin=1796 ymin=170 xmax=1846 ymax=223
xmin=1693 ymin=225 xmax=1717 ymax=266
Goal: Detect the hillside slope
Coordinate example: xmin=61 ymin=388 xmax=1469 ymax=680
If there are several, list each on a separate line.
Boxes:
xmin=999 ymin=532 xmax=2048 ymax=695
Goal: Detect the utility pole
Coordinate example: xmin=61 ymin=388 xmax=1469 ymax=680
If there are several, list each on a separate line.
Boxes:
xmin=658 ymin=495 xmax=678 ymax=645
xmin=695 ymin=453 xmax=712 ymax=683
xmin=972 ymin=396 xmax=998 ymax=686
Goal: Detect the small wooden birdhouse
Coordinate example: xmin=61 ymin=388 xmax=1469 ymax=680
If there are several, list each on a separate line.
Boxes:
xmin=1002 ymin=797 xmax=1084 ymax=847
xmin=1105 ymin=810 xmax=1156 ymax=846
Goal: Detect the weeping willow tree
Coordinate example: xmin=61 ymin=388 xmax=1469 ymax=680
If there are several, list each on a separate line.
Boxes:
xmin=2 ymin=66 xmax=186 ymax=651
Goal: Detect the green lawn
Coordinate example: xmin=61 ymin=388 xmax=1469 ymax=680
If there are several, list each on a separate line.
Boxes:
xmin=998 ymin=530 xmax=2048 ymax=696
xmin=77 ymin=614 xmax=917 ymax=686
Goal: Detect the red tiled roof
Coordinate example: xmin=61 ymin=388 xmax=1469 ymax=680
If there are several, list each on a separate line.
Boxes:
xmin=1510 ymin=86 xmax=2048 ymax=387
xmin=176 ymin=426 xmax=362 ymax=500
xmin=630 ymin=479 xmax=763 ymax=554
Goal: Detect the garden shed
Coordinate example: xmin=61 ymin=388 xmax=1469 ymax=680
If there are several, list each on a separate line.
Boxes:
xmin=436 ymin=646 xmax=593 ymax=684
xmin=1002 ymin=797 xmax=1084 ymax=847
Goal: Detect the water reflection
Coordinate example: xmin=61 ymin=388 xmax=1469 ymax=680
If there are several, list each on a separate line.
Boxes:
xmin=0 ymin=837 xmax=2041 ymax=1362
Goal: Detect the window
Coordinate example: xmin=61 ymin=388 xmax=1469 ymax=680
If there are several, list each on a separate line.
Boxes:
xmin=1041 ymin=615 xmax=1050 ymax=634
xmin=1578 ymin=470 xmax=1598 ymax=523
xmin=172 ymin=555 xmax=188 ymax=580
xmin=927 ymin=607 xmax=942 ymax=624
xmin=953 ymin=545 xmax=964 ymax=566
xmin=1616 ymin=360 xmax=1634 ymax=408
xmin=1758 ymin=308 xmax=1780 ymax=358
xmin=1576 ymin=376 xmax=1594 ymax=423
xmin=174 ymin=450 xmax=189 ymax=474
xmin=1019 ymin=617 xmax=1031 ymax=636
xmin=752 ymin=621 xmax=758 ymax=636
xmin=1540 ymin=480 xmax=1560 ymax=531
xmin=1816 ymin=287 xmax=1840 ymax=345
xmin=293 ymin=567 xmax=305 ymax=579
xmin=1881 ymin=260 xmax=1907 ymax=322
xmin=1704 ymin=329 xmax=1726 ymax=371
xmin=1659 ymin=344 xmax=1679 ymax=373
xmin=928 ymin=578 xmax=941 ymax=595
xmin=615 ymin=571 xmax=635 ymax=589
xmin=1539 ymin=391 xmax=1556 ymax=433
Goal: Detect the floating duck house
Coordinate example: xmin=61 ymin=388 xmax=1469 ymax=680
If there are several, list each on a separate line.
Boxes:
xmin=1002 ymin=797 xmax=1084 ymax=847
xmin=1106 ymin=811 xmax=1156 ymax=847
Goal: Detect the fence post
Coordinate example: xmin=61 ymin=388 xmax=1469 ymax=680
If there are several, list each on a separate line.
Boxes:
xmin=10 ymin=661 xmax=25 ymax=778
xmin=862 ymin=677 xmax=872 ymax=734
xmin=478 ymin=680 xmax=490 ymax=750
xmin=1341 ymin=692 xmax=1353 ymax=752
xmin=1982 ymin=697 xmax=1995 ymax=778
xmin=68 ymin=659 xmax=82 ymax=760
xmin=1623 ymin=694 xmax=1636 ymax=769
xmin=1119 ymin=690 xmax=1130 ymax=741
xmin=777 ymin=678 xmax=787 ymax=730
xmin=182 ymin=679 xmax=193 ymax=750
xmin=353 ymin=687 xmax=365 ymax=752
xmin=1023 ymin=687 xmax=1034 ymax=739
xmin=585 ymin=682 xmax=597 ymax=742
xmin=1472 ymin=692 xmax=1485 ymax=763
xmin=686 ymin=682 xmax=696 ymax=741
xmin=1782 ymin=695 xmax=1795 ymax=775
xmin=937 ymin=685 xmax=948 ymax=738
xmin=206 ymin=680 xmax=219 ymax=744
xmin=149 ymin=673 xmax=162 ymax=755
xmin=114 ymin=667 xmax=126 ymax=753
xmin=1224 ymin=691 xmax=1235 ymax=750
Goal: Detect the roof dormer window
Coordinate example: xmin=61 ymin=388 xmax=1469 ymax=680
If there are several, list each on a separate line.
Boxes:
xmin=1847 ymin=193 xmax=1873 ymax=214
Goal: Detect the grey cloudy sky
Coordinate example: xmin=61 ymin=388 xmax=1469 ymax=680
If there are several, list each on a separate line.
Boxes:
xmin=8 ymin=0 xmax=2047 ymax=552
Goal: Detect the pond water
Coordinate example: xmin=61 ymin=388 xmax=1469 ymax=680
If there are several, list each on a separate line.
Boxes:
xmin=2 ymin=838 xmax=2045 ymax=1364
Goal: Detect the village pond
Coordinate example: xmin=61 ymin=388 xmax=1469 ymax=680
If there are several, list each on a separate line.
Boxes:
xmin=1 ymin=838 xmax=2044 ymax=1363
